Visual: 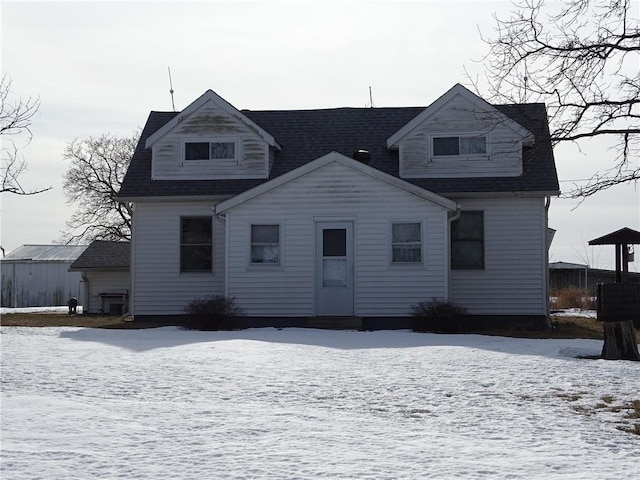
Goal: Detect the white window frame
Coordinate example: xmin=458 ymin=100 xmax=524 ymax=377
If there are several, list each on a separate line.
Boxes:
xmin=249 ymin=223 xmax=281 ymax=266
xmin=428 ymin=132 xmax=490 ymax=161
xmin=390 ymin=221 xmax=424 ymax=265
xmin=180 ymin=136 xmax=240 ymax=166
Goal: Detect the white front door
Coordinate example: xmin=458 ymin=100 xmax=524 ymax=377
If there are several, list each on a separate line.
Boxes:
xmin=315 ymin=222 xmax=354 ymax=316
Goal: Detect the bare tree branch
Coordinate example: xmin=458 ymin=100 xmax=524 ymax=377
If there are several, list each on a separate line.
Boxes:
xmin=61 ymin=132 xmax=139 ymax=244
xmin=0 ymin=75 xmax=50 ymax=195
xmin=478 ymin=0 xmax=639 ymax=197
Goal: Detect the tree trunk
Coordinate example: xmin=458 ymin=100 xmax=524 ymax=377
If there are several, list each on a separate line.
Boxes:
xmin=601 ymin=320 xmax=640 ymax=361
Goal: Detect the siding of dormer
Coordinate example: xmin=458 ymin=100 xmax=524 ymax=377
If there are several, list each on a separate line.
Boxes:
xmin=398 ymin=94 xmax=524 ymax=178
xmin=151 ymin=100 xmax=269 ymax=180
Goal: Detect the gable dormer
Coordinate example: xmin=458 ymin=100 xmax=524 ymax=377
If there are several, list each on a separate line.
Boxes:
xmin=387 ymin=84 xmax=533 ymax=179
xmin=146 ymin=90 xmax=281 ymax=180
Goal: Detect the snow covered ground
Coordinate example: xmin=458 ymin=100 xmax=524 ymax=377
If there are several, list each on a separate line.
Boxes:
xmin=550 ymin=308 xmax=597 ymax=318
xmin=1 ymin=326 xmax=639 ymax=479
xmin=0 ymin=305 xmax=597 ymax=317
xmin=0 ymin=306 xmax=84 ymax=315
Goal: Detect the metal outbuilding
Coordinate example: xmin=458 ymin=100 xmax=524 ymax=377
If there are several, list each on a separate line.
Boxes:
xmin=1 ymin=244 xmax=88 ymax=308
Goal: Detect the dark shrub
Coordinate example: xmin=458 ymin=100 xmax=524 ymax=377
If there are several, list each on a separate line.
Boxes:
xmin=184 ymin=295 xmax=245 ymax=331
xmin=411 ymin=298 xmax=468 ymax=333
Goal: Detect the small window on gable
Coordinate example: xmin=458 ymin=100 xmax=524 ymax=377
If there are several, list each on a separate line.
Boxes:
xmin=251 ymin=224 xmax=280 ymax=265
xmin=184 ymin=139 xmax=237 ymax=162
xmin=392 ymin=222 xmax=422 ymax=263
xmin=433 ymin=135 xmax=487 ymax=157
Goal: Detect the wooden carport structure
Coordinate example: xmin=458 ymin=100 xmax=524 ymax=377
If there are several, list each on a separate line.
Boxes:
xmin=588 ymin=227 xmax=640 ymax=360
xmin=588 ymin=227 xmax=640 ymax=283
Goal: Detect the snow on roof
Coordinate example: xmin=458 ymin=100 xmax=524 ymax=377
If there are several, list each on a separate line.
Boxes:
xmin=1 ymin=244 xmax=89 ymax=262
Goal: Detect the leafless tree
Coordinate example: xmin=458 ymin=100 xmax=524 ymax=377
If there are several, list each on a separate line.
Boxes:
xmin=61 ymin=132 xmax=138 ymax=244
xmin=477 ymin=0 xmax=639 ymax=197
xmin=0 ymin=75 xmax=50 ymax=195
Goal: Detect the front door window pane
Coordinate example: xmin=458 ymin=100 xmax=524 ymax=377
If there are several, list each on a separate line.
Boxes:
xmin=323 ymin=259 xmax=347 ymax=287
xmin=323 ymin=229 xmax=346 ymax=257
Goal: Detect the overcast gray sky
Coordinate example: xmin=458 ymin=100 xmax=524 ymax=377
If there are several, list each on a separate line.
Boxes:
xmin=1 ymin=0 xmax=638 ymax=272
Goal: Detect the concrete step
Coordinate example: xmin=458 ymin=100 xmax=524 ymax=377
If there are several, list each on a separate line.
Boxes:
xmin=306 ymin=317 xmax=363 ymax=330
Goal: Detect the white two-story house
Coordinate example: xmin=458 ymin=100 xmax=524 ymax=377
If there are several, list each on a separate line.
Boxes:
xmin=118 ymin=84 xmax=560 ymax=329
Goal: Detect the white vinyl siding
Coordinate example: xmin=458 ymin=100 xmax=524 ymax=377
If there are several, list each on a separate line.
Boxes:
xmin=151 ymin=99 xmax=269 ymax=180
xmin=448 ymin=197 xmax=548 ymax=315
xmin=83 ymin=271 xmax=130 ymax=314
xmin=224 ymin=161 xmax=450 ymax=318
xmin=398 ymin=93 xmax=524 ymax=178
xmin=130 ymin=202 xmax=225 ymax=316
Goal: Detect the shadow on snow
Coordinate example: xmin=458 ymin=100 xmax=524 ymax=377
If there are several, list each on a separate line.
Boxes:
xmin=55 ymin=326 xmax=602 ymax=359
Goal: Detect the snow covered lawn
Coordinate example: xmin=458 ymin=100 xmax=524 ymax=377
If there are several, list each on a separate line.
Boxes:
xmin=1 ymin=327 xmax=639 ymax=479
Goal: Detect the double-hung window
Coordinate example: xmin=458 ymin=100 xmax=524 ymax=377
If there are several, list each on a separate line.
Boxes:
xmin=451 ymin=211 xmax=484 ymax=269
xmin=432 ymin=135 xmax=487 ymax=157
xmin=180 ymin=217 xmax=212 ymax=272
xmin=392 ymin=222 xmax=422 ymax=264
xmin=251 ymin=224 xmax=280 ymax=264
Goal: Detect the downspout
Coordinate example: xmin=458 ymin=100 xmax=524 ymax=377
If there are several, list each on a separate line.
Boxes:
xmin=129 ymin=203 xmax=136 ymax=318
xmin=214 ymin=208 xmax=229 ymax=298
xmin=446 ymin=204 xmax=463 ymax=302
xmin=544 ymin=196 xmax=552 ymax=328
xmin=81 ymin=272 xmax=90 ymax=314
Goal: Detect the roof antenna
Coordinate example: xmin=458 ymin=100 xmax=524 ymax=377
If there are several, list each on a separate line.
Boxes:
xmin=167 ymin=66 xmax=176 ymax=112
xmin=523 ymin=61 xmax=529 ymax=102
xmin=368 ymin=86 xmax=376 ymax=108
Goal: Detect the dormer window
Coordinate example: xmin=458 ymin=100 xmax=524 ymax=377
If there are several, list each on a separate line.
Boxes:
xmin=431 ymin=134 xmax=487 ymax=159
xmin=181 ymin=137 xmax=239 ymax=165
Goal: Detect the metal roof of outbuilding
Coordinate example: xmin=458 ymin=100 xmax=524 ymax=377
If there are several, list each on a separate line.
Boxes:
xmin=549 ymin=261 xmax=589 ymax=270
xmin=1 ymin=244 xmax=89 ymax=262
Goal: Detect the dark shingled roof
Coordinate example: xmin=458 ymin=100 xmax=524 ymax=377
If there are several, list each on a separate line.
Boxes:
xmin=589 ymin=228 xmax=640 ymax=246
xmin=69 ymin=240 xmax=130 ymax=270
xmin=119 ymin=103 xmax=560 ymax=199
